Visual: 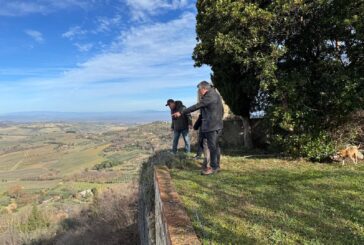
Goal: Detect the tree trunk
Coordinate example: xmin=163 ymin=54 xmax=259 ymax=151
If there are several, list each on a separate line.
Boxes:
xmin=241 ymin=116 xmax=253 ymax=149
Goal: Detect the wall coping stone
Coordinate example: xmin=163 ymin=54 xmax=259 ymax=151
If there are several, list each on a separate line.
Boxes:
xmin=154 ymin=166 xmax=201 ymax=245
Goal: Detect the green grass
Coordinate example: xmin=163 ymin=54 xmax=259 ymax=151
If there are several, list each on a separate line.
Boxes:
xmin=170 ymin=154 xmax=364 ymax=244
xmin=49 ymin=144 xmax=109 ymax=175
xmin=0 ymin=180 xmax=60 ymax=193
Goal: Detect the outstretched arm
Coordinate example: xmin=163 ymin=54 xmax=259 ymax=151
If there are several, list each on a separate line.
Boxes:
xmin=184 ymin=93 xmax=214 ymax=114
xmin=173 ymin=91 xmax=216 ymax=117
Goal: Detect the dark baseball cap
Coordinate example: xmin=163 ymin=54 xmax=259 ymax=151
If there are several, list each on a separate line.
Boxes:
xmin=165 ymin=99 xmax=175 ymax=106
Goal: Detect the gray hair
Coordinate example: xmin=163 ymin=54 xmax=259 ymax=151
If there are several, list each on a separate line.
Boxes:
xmin=197 ymin=81 xmax=211 ymax=90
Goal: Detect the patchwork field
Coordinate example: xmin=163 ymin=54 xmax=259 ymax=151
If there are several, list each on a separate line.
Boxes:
xmin=0 ymin=121 xmax=171 ymax=244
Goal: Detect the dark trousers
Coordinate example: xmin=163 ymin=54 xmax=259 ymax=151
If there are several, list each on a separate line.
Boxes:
xmin=196 ymin=132 xmax=204 ymax=156
xmin=197 ymin=132 xmax=211 ymax=167
xmin=201 ymin=130 xmax=221 ymax=169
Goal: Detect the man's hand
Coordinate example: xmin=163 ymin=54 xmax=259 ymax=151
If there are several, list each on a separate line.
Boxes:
xmin=172 ymin=112 xmax=182 ymax=118
xmin=189 ymin=125 xmax=193 ymax=130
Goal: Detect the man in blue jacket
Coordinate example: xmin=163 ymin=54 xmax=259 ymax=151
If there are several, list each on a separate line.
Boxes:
xmin=173 ymin=81 xmax=224 ymax=175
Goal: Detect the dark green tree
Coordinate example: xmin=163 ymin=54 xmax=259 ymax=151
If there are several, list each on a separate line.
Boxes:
xmin=265 ymin=0 xmax=364 ymax=159
xmin=194 ymin=0 xmax=364 ymax=157
xmin=193 ymin=0 xmax=281 ymax=148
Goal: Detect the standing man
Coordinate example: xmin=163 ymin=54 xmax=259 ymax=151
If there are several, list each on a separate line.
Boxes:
xmin=166 ymin=99 xmax=192 ymax=154
xmin=173 ymin=81 xmax=224 ymax=175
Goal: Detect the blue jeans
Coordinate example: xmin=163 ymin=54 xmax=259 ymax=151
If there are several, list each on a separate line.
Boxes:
xmin=172 ymin=129 xmax=190 ymax=153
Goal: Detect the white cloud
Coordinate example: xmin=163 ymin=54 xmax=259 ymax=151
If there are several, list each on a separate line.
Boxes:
xmin=62 ymin=26 xmax=88 ymax=40
xmin=74 ymin=43 xmax=93 ymax=52
xmin=0 ymin=67 xmax=68 ymax=77
xmin=0 ymin=1 xmax=45 ymax=16
xmin=0 ymin=0 xmax=91 ymax=16
xmin=1 ymin=11 xmax=210 ymax=112
xmin=25 ymin=29 xmax=44 ymax=43
xmin=14 ymin=12 xmax=207 ymax=90
xmin=127 ymin=0 xmax=189 ymax=11
xmin=59 ymin=12 xmax=199 ymax=84
xmin=94 ymin=15 xmax=123 ymax=33
xmin=126 ymin=0 xmax=191 ymax=21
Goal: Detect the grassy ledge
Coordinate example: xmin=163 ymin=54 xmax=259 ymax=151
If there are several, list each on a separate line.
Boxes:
xmin=168 ymin=153 xmax=364 ymax=244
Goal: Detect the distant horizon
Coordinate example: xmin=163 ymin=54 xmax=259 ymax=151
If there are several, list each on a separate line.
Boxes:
xmin=0 ymin=110 xmax=168 ymax=115
xmin=0 ymin=110 xmax=172 ymax=123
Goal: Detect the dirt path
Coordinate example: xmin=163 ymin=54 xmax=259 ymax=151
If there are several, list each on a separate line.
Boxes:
xmin=10 ymin=159 xmax=23 ymax=171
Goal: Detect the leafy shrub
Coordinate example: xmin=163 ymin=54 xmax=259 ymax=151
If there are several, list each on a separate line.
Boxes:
xmin=92 ymin=159 xmax=125 ymax=170
xmin=0 ymin=195 xmax=11 ymax=207
xmin=302 ymin=133 xmax=336 ymax=162
xmin=271 ymin=132 xmax=336 ymax=162
xmin=18 ymin=205 xmax=50 ymax=233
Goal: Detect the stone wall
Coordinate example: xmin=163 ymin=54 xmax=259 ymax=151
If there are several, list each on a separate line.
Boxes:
xmin=189 ymin=116 xmax=267 ymax=149
xmin=155 ymin=172 xmax=171 ymax=245
xmin=138 ymin=159 xmax=156 ymax=245
xmin=154 ymin=166 xmax=200 ymax=245
xmin=138 ymin=162 xmax=201 ymax=245
xmin=220 ymin=117 xmax=268 ymax=148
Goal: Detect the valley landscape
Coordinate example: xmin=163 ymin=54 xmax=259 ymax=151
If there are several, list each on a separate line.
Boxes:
xmin=1 ymin=0 xmax=362 ymax=244
xmin=0 ymin=121 xmax=171 ymax=244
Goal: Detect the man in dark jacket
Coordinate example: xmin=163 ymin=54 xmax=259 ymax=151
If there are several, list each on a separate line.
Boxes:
xmin=173 ymin=81 xmax=224 ymax=175
xmin=166 ymin=99 xmax=192 ymax=154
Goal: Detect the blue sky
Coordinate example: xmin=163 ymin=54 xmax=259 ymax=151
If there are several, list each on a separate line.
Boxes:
xmin=0 ymin=0 xmax=211 ymax=114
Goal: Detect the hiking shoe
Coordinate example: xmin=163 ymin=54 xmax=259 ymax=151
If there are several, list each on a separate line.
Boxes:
xmin=194 ymin=155 xmax=202 ymax=160
xmin=201 ymin=167 xmax=218 ymax=175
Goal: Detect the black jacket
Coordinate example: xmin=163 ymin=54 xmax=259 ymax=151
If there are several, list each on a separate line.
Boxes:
xmin=171 ymin=101 xmax=192 ymax=131
xmin=193 ymin=114 xmax=202 ymax=131
xmin=183 ymin=88 xmax=224 ymax=133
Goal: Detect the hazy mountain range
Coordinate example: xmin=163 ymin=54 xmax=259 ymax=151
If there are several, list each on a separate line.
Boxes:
xmin=0 ymin=111 xmax=171 ymax=124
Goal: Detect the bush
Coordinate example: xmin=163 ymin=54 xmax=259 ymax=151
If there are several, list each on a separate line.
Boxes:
xmin=331 ymin=111 xmax=364 ymax=146
xmin=267 ymin=111 xmax=364 ymax=160
xmin=18 ymin=205 xmax=50 ymax=233
xmin=0 ymin=195 xmax=11 ymax=207
xmin=92 ymin=160 xmax=121 ymax=170
xmin=60 ymin=218 xmax=80 ymax=231
xmin=302 ymin=133 xmax=336 ymax=162
xmin=271 ymin=132 xmax=336 ymax=162
xmin=6 ymin=185 xmax=23 ymax=199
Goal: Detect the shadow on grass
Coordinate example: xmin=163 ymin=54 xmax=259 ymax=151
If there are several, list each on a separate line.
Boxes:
xmin=220 ymin=147 xmax=294 ymax=163
xmin=169 ymin=155 xmax=364 ymax=244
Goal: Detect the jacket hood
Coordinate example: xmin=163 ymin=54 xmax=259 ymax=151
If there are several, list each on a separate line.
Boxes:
xmin=174 ymin=100 xmax=184 ymax=110
xmin=175 ymin=100 xmax=183 ymax=107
